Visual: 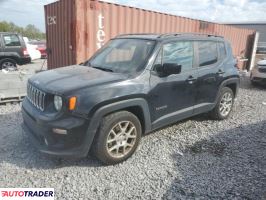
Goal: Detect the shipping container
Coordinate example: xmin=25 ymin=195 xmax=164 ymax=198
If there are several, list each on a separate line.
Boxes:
xmin=45 ymin=0 xmax=256 ymax=70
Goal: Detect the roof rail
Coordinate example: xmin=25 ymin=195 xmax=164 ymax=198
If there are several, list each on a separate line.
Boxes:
xmin=116 ymin=33 xmax=155 ymax=37
xmin=158 ymin=33 xmax=223 ymax=38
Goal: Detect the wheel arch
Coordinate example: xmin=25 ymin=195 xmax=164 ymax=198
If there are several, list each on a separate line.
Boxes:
xmin=94 ymin=98 xmax=152 ymax=133
xmin=82 ymin=98 xmax=151 ymax=155
xmin=0 ymin=56 xmax=19 ymax=64
xmin=225 ymin=83 xmax=237 ymax=96
xmin=217 ymin=77 xmax=239 ymax=100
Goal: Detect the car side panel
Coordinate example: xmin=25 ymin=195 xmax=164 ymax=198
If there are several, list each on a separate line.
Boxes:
xmin=0 ymin=34 xmax=30 ymax=64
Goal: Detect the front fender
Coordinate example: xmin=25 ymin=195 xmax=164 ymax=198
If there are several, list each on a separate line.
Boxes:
xmin=81 ymin=98 xmax=151 ymax=155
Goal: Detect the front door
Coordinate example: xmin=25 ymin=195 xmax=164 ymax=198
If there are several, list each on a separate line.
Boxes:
xmin=148 ymin=40 xmax=198 ymax=129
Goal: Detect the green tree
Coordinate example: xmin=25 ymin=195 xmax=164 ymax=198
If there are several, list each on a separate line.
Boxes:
xmin=0 ymin=21 xmax=45 ymax=40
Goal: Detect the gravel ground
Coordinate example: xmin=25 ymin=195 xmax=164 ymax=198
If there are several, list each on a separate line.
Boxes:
xmin=17 ymin=59 xmax=47 ymax=72
xmin=0 ymin=75 xmax=265 ymax=199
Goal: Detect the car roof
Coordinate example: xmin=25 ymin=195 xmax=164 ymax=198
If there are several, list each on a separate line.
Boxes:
xmin=0 ymin=32 xmax=22 ymax=36
xmin=116 ymin=33 xmax=225 ymax=42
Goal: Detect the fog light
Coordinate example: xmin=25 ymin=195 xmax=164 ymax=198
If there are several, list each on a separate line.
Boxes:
xmin=53 ymin=128 xmax=67 ymax=135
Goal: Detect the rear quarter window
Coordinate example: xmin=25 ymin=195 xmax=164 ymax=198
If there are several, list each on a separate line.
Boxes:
xmin=198 ymin=41 xmax=218 ymax=67
xmin=218 ymin=42 xmax=226 ymax=59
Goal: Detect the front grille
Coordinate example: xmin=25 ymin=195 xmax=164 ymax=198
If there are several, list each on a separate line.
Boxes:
xmin=258 ymin=67 xmax=266 ymax=73
xmin=27 ymin=83 xmax=46 ymax=111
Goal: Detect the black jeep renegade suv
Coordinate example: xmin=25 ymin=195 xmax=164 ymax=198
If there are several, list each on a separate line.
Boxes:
xmin=22 ymin=33 xmax=240 ymax=165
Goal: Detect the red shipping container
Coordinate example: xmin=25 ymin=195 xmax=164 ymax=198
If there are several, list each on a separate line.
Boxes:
xmin=45 ymin=0 xmax=256 ymax=69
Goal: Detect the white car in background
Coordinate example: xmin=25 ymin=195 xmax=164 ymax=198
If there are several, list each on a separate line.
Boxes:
xmin=250 ymin=59 xmax=266 ymax=85
xmin=23 ymin=37 xmax=41 ymax=61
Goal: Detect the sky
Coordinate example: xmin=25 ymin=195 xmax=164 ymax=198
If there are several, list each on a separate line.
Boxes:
xmin=0 ymin=0 xmax=265 ymax=32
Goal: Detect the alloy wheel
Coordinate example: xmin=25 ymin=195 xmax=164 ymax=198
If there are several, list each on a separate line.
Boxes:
xmin=2 ymin=61 xmax=16 ymax=70
xmin=106 ymin=121 xmax=137 ymax=158
xmin=219 ymin=92 xmax=233 ymax=117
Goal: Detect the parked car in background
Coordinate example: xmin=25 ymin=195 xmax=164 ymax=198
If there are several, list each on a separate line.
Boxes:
xmin=0 ymin=32 xmax=31 ymax=70
xmin=23 ymin=37 xmax=41 ymax=61
xmin=257 ymin=43 xmax=266 ymax=54
xmin=257 ymin=47 xmax=266 ymax=54
xmin=22 ymin=33 xmax=240 ymax=165
xmin=250 ymin=59 xmax=266 ymax=85
xmin=29 ymin=41 xmax=47 ymax=59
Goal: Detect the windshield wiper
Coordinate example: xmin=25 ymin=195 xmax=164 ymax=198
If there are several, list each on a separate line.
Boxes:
xmin=87 ymin=61 xmax=114 ymax=72
xmin=92 ymin=66 xmax=113 ymax=72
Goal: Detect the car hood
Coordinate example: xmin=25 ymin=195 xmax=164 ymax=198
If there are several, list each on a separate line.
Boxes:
xmin=29 ymin=65 xmax=128 ymax=94
xmin=258 ymin=60 xmax=266 ymax=66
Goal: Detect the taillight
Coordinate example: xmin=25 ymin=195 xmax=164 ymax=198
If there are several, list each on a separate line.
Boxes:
xmin=23 ymin=48 xmax=29 ymax=56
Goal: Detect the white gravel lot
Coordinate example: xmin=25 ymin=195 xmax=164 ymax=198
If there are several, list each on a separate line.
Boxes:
xmin=17 ymin=59 xmax=47 ymax=72
xmin=0 ymin=75 xmax=265 ymax=199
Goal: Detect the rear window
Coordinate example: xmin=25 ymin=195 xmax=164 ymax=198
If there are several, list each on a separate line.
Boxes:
xmin=198 ymin=41 xmax=218 ymax=66
xmin=3 ymin=34 xmax=21 ymax=47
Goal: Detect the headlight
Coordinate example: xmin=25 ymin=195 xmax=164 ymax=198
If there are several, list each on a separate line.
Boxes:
xmin=54 ymin=95 xmax=62 ymax=111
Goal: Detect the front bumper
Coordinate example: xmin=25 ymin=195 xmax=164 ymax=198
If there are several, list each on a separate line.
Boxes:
xmin=21 ymin=99 xmax=91 ymax=158
xmin=251 ymin=67 xmax=266 ymax=84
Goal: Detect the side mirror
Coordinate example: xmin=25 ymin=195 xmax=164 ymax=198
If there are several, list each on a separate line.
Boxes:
xmin=154 ymin=63 xmax=182 ymax=77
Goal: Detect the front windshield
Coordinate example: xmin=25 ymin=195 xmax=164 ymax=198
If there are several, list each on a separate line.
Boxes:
xmin=88 ymin=39 xmax=155 ymax=74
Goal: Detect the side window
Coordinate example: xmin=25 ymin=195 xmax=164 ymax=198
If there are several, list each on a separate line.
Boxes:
xmin=162 ymin=41 xmax=194 ymax=72
xmin=218 ymin=42 xmax=226 ymax=59
xmin=3 ymin=34 xmax=21 ymax=47
xmin=198 ymin=41 xmax=218 ymax=66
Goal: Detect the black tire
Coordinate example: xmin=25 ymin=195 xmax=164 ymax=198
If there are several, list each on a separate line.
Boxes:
xmin=250 ymin=73 xmax=258 ymax=86
xmin=92 ymin=111 xmax=142 ymax=165
xmin=210 ymin=87 xmax=234 ymax=120
xmin=251 ymin=80 xmax=259 ymax=87
xmin=0 ymin=58 xmax=17 ymax=70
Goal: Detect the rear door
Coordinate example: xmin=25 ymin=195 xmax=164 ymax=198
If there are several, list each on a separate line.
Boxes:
xmin=194 ymin=40 xmax=225 ymax=114
xmin=149 ymin=40 xmax=198 ymax=129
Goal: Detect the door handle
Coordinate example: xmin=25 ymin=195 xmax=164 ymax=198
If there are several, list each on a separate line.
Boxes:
xmin=216 ymin=69 xmax=225 ymax=75
xmin=186 ymin=76 xmax=197 ymax=84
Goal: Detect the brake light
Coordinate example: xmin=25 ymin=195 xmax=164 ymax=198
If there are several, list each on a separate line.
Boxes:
xmin=23 ymin=48 xmax=29 ymax=56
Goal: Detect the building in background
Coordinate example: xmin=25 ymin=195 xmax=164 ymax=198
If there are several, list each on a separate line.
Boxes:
xmin=226 ymin=22 xmax=266 ymax=54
